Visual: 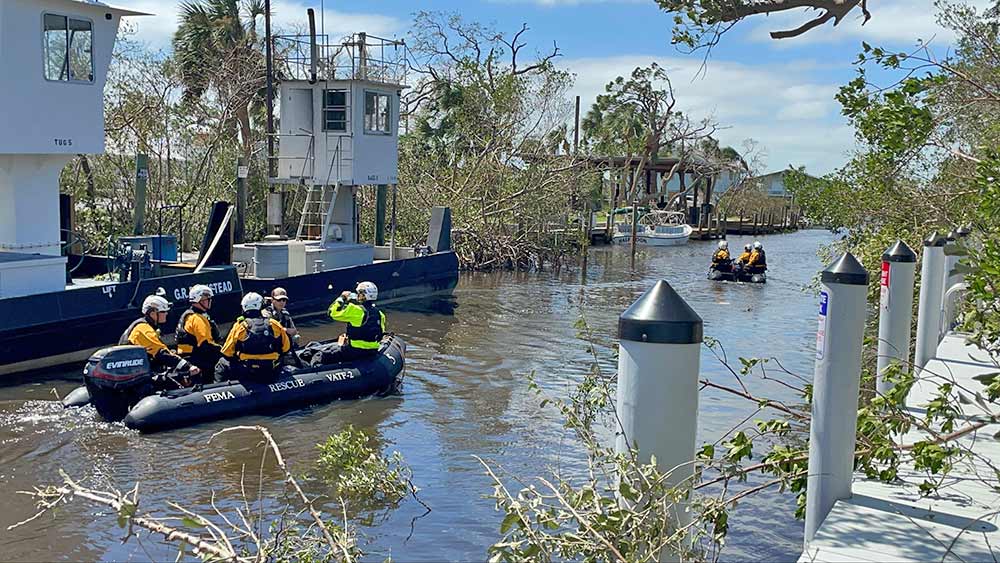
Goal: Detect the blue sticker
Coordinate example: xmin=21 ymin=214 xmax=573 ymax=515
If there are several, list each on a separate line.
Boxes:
xmin=819 ymin=291 xmax=829 ymax=316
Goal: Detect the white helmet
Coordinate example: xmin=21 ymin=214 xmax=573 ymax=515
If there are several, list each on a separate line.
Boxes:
xmin=142 ymin=295 xmax=171 ymax=314
xmin=241 ymin=292 xmax=264 ymax=311
xmin=356 ymin=281 xmax=378 ymax=301
xmin=189 ymin=284 xmax=214 ymax=302
xmin=753 ymin=241 xmax=763 ymax=250
xmin=718 ymin=240 xmax=728 ymax=249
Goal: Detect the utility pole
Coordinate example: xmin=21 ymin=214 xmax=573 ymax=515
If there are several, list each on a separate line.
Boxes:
xmin=265 ymin=0 xmax=275 ymax=180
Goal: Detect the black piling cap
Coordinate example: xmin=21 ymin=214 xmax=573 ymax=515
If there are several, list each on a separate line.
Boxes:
xmin=882 ymin=240 xmax=917 ymax=263
xmin=924 ymin=232 xmax=947 ymax=247
xmin=957 ymin=224 xmax=972 ymax=238
xmin=946 ymin=230 xmax=958 ymax=242
xmin=618 ymin=280 xmax=703 ymax=344
xmin=821 ymin=252 xmax=869 ymax=286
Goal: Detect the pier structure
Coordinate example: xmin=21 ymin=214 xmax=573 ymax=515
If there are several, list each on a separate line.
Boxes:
xmin=801 ymin=237 xmax=1000 ymax=562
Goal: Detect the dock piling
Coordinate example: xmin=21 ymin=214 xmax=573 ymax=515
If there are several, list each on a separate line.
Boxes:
xmin=941 ymin=229 xmax=969 ymax=334
xmin=616 ymin=280 xmax=702 ymax=542
xmin=876 ymin=241 xmax=917 ymax=395
xmin=804 ymin=253 xmax=869 ymax=545
xmin=914 ymin=233 xmax=947 ymax=370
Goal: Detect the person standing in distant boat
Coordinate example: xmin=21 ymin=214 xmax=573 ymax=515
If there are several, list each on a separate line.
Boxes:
xmin=121 ymin=294 xmax=199 ymax=386
xmin=175 ymin=284 xmax=222 ymax=383
xmin=263 ymin=287 xmax=299 ymax=346
xmin=327 ymin=281 xmax=386 ymax=361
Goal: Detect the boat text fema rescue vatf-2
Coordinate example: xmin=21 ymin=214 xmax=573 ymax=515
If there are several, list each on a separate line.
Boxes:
xmin=0 ymin=0 xmax=457 ymax=377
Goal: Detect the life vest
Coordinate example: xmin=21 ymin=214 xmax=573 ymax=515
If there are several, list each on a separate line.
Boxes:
xmin=119 ymin=318 xmax=150 ymax=346
xmin=175 ymin=308 xmax=221 ymax=354
xmin=236 ymin=317 xmax=280 ymax=371
xmin=345 ymin=302 xmax=384 ymax=350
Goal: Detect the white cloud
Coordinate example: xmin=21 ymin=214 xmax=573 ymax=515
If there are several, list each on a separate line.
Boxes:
xmin=562 ymin=55 xmax=854 ymax=174
xmin=123 ymin=1 xmax=404 ymax=52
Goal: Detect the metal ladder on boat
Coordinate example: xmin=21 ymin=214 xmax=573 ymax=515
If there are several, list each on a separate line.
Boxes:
xmin=296 ymin=140 xmax=345 ymax=242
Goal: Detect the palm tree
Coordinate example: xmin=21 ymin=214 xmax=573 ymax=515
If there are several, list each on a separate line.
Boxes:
xmin=173 ymin=0 xmax=266 ymax=241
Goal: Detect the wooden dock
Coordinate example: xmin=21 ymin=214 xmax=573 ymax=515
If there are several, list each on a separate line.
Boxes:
xmin=801 ymin=332 xmax=1000 ymax=562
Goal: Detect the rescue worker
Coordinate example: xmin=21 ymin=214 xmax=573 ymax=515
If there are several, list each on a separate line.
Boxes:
xmin=736 ymin=243 xmax=752 ymax=266
xmin=327 ymin=281 xmax=386 ymax=361
xmin=120 ymin=294 xmax=199 ymax=385
xmin=263 ymin=287 xmax=299 ymax=345
xmin=711 ymin=240 xmax=732 ymax=272
xmin=747 ymin=241 xmax=767 ymax=274
xmin=175 ymin=284 xmax=221 ymax=383
xmin=217 ymin=292 xmax=292 ymax=383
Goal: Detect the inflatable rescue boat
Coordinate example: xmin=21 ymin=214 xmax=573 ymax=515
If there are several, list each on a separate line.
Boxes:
xmin=63 ymin=337 xmax=405 ymax=433
xmin=708 ymin=266 xmax=766 ymax=284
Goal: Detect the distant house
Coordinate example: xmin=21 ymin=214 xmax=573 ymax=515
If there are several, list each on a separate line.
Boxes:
xmin=752 ymin=170 xmax=818 ymax=198
xmin=711 ymin=169 xmax=818 ymax=199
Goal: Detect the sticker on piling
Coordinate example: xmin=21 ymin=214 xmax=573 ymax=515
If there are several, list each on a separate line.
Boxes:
xmin=816 ymin=291 xmax=829 ymax=360
xmin=880 ymin=261 xmax=891 ymax=310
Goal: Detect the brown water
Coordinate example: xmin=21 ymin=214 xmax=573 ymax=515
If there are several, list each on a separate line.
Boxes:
xmin=0 ymin=230 xmax=834 ymax=562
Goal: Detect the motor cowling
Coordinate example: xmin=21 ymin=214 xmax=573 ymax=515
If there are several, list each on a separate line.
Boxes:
xmin=83 ymin=345 xmax=153 ymax=422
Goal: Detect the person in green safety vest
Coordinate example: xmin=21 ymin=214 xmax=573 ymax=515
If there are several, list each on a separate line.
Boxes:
xmin=327 ymin=281 xmax=387 ymax=361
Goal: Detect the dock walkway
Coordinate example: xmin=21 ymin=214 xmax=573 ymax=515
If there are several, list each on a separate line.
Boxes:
xmin=801 ymin=332 xmax=1000 ymax=562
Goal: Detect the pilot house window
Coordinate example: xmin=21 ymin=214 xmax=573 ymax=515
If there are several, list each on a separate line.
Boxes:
xmin=323 ymin=90 xmax=347 ymax=132
xmin=43 ymin=14 xmax=94 ymax=83
xmin=364 ymin=91 xmax=391 ymax=134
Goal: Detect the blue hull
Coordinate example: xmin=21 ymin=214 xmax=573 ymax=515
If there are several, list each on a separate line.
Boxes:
xmin=240 ymin=251 xmax=460 ymax=314
xmin=0 ymin=251 xmax=458 ymax=376
xmin=0 ymin=267 xmax=244 ymax=375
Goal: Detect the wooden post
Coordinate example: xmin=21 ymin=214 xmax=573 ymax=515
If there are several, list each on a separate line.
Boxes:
xmin=235 ymin=157 xmax=248 ymax=244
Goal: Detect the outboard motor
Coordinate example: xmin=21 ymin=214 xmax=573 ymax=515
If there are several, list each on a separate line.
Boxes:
xmin=83 ymin=346 xmax=153 ymax=422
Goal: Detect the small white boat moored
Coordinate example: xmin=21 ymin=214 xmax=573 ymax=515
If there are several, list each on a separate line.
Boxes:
xmin=611 ymin=210 xmax=692 ymax=247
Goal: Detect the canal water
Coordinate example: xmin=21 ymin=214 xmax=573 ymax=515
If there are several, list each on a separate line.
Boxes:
xmin=0 ymin=229 xmax=834 ymax=562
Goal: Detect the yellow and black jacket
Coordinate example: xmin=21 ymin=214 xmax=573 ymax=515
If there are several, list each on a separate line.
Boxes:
xmin=119 ymin=318 xmax=185 ymax=372
xmin=712 ymin=248 xmax=731 ymax=264
xmin=328 ymin=298 xmax=386 ymax=351
xmin=747 ymin=249 xmax=767 ymax=272
xmin=221 ymin=312 xmax=291 ymax=373
xmin=737 ymin=251 xmax=752 ymax=265
xmin=175 ymin=307 xmax=222 ymax=372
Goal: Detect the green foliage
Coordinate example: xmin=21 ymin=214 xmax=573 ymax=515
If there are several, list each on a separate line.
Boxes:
xmin=316 ymin=425 xmax=412 ymax=509
xmin=397 ymin=12 xmax=588 ymax=269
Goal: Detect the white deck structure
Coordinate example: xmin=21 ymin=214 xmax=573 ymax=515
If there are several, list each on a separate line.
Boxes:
xmin=801 ymin=332 xmax=1000 ymax=562
xmin=0 ymin=0 xmax=144 ymax=297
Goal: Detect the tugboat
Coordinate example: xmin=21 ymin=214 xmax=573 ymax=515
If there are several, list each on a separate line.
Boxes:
xmin=0 ymin=2 xmax=458 ymax=377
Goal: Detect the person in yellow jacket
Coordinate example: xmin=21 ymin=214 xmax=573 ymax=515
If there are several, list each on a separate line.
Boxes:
xmin=217 ymin=292 xmax=292 ymax=383
xmin=120 ymin=294 xmax=200 ymax=386
xmin=747 ymin=240 xmax=767 ymax=273
xmin=736 ymin=243 xmax=752 ymax=266
xmin=175 ymin=284 xmax=222 ymax=383
xmin=711 ymin=240 xmax=732 ymax=271
xmin=327 ymin=281 xmax=386 ymax=361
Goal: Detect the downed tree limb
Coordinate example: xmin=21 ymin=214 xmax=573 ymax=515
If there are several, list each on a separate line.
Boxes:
xmin=10 ymin=470 xmax=244 ymax=562
xmin=210 ymin=425 xmax=351 ymax=561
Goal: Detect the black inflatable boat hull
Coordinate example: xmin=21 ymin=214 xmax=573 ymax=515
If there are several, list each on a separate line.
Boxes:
xmin=64 ymin=338 xmax=405 ymax=433
xmin=708 ymin=269 xmax=766 ymax=284
xmin=125 ymin=337 xmax=405 ymax=432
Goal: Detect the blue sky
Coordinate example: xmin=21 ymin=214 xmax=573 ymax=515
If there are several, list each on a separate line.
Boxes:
xmin=125 ymin=0 xmax=989 ymax=175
